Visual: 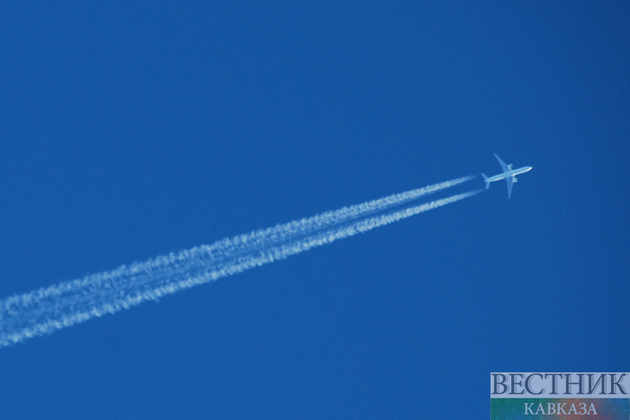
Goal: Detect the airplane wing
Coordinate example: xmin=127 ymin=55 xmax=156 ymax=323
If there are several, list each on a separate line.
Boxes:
xmin=493 ymin=153 xmax=510 ymax=173
xmin=506 ymin=176 xmax=513 ymax=199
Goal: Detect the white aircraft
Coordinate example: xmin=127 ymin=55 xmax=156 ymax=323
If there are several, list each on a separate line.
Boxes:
xmin=482 ymin=153 xmax=532 ymax=199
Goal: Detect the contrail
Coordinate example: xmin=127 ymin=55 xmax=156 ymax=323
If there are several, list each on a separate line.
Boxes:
xmin=0 ymin=177 xmax=480 ymax=348
xmin=163 ymin=175 xmax=475 ymax=260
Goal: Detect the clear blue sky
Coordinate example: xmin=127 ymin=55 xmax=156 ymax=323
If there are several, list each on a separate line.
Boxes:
xmin=1 ymin=1 xmax=628 ymax=418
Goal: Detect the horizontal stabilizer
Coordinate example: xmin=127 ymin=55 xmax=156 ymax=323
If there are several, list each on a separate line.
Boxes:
xmin=481 ymin=173 xmax=490 ymax=189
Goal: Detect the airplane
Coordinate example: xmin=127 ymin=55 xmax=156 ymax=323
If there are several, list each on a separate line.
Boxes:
xmin=482 ymin=153 xmax=532 ymax=199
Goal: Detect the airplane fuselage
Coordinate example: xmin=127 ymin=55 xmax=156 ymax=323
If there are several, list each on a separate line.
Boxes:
xmin=484 ymin=166 xmax=532 ymax=184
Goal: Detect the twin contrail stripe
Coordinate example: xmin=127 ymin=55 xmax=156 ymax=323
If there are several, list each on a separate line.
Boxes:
xmin=0 ymin=178 xmax=479 ymax=348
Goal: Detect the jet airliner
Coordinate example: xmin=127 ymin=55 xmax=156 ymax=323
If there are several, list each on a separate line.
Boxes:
xmin=482 ymin=154 xmax=532 ymax=199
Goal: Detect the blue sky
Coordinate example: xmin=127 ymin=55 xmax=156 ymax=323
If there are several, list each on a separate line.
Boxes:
xmin=0 ymin=1 xmax=628 ymax=418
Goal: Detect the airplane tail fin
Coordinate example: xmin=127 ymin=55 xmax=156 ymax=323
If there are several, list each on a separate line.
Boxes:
xmin=481 ymin=173 xmax=490 ymax=189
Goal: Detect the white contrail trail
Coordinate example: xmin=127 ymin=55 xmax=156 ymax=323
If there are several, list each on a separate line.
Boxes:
xmin=0 ymin=178 xmax=480 ymax=348
xmin=166 ymin=175 xmax=475 ymax=260
xmin=1 ymin=176 xmax=473 ymax=307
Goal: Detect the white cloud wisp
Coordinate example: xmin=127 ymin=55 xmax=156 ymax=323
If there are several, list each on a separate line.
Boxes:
xmin=0 ymin=177 xmax=480 ymax=348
